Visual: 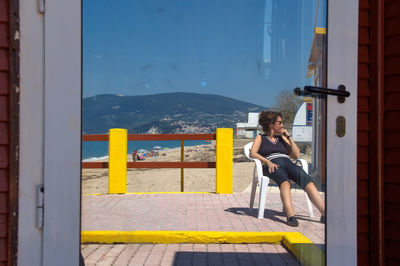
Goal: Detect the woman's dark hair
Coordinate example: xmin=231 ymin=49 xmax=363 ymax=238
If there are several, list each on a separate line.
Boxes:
xmin=258 ymin=110 xmax=282 ymax=133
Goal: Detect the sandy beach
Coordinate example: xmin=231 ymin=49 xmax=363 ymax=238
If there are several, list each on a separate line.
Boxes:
xmin=81 ymin=138 xmax=312 ymax=194
xmin=82 ymin=139 xmax=254 ymax=194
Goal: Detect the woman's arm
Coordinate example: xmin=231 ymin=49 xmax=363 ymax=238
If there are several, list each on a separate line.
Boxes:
xmin=250 ymin=134 xmax=280 ymax=173
xmin=281 ymin=129 xmax=300 ymax=159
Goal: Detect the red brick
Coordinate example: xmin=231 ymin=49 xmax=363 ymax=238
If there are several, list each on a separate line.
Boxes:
xmin=384 ymin=148 xmax=400 ymax=165
xmin=0 ymin=193 xmax=7 ymax=214
xmin=384 ymin=111 xmax=400 ymax=130
xmin=0 ymin=239 xmax=6 ymax=261
xmin=358 ymin=215 xmax=369 ymax=233
xmin=358 ymin=146 xmax=369 ymax=163
xmin=384 ymin=131 xmax=400 ymax=148
xmin=358 ymin=163 xmax=369 ymax=180
xmin=385 ymin=36 xmax=400 ymax=56
xmin=385 ymin=165 xmax=400 ymax=183
xmin=358 ymin=63 xmax=370 ymax=79
xmin=0 ymin=170 xmax=8 ymax=192
xmin=385 ymin=184 xmax=400 ymax=202
xmin=0 ymin=146 xmax=7 ymax=168
xmin=358 ymin=113 xmax=370 ymax=131
xmin=358 ymin=179 xmax=369 ymax=198
xmin=358 ymin=198 xmax=369 ymax=215
xmin=385 ymin=16 xmax=400 ymax=37
xmin=0 ymin=215 xmax=6 ymax=238
xmin=358 ymin=78 xmax=370 ymax=96
xmin=358 ymin=27 xmax=370 ymax=45
xmin=0 ymin=123 xmax=7 ymax=145
xmin=0 ymin=49 xmax=8 ymax=71
xmin=386 ymin=75 xmax=400 ymax=92
xmin=358 ymin=233 xmax=370 ymax=251
xmin=385 ymin=0 xmax=400 ymax=18
xmin=385 ymin=56 xmax=400 ymax=75
xmin=359 ymin=9 xmax=370 ymax=27
xmin=359 ymin=0 xmax=370 ymax=10
xmin=358 ymin=251 xmax=370 ymax=266
xmin=0 ymin=0 xmax=8 ymax=23
xmin=358 ymin=45 xmax=370 ymax=63
xmin=0 ymin=23 xmax=8 ymax=48
xmin=385 ymin=239 xmax=400 ymax=260
xmin=358 ymin=96 xmax=370 ymax=112
xmin=0 ymin=96 xmax=8 ymax=121
xmin=0 ymin=72 xmax=8 ymax=95
xmin=358 ymin=131 xmax=369 ymax=146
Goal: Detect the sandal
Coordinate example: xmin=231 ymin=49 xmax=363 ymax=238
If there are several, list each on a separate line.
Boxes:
xmin=287 ymin=216 xmax=299 ymax=227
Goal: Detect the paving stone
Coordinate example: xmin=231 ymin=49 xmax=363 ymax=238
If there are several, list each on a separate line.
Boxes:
xmin=81 ymin=192 xmax=324 ymax=265
xmin=82 ymin=243 xmax=300 ymax=266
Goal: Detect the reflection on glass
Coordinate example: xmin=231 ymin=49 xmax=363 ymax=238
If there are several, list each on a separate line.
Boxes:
xmin=84 ymin=0 xmax=325 ymax=107
xmin=82 ymin=0 xmax=326 ymax=263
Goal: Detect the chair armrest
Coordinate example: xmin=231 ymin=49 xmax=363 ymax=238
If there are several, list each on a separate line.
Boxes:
xmin=296 ymin=158 xmax=309 ymax=174
xmin=253 ymin=158 xmax=265 ymax=182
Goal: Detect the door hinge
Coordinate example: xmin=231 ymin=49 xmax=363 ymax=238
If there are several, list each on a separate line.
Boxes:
xmin=38 ymin=0 xmax=45 ymax=13
xmin=36 ymin=185 xmax=44 ymax=228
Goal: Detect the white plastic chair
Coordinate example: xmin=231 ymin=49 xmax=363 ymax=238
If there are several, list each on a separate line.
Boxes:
xmin=244 ymin=142 xmax=315 ymax=219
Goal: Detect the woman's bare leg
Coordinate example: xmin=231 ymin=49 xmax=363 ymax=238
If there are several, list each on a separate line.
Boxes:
xmin=280 ymin=181 xmax=295 ymax=218
xmin=305 ymin=182 xmax=325 ymax=216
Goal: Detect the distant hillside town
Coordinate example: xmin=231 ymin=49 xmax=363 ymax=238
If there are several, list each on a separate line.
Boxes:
xmin=82 ymin=92 xmax=268 ymax=134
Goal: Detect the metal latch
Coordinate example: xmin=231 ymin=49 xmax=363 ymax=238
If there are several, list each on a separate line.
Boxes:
xmin=294 ymin=85 xmax=350 ymax=103
xmin=336 ymin=116 xmax=346 ymax=137
xmin=36 ymin=185 xmax=44 ymax=228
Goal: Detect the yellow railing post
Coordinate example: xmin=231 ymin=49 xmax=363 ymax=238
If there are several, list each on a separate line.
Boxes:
xmin=216 ymin=128 xmax=233 ymax=194
xmin=108 ymin=128 xmax=127 ymax=194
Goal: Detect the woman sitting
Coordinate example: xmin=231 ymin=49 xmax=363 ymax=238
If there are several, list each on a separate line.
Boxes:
xmin=250 ymin=110 xmax=325 ymax=227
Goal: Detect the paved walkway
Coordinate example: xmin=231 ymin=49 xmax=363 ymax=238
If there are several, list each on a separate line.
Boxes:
xmin=81 ymin=243 xmax=300 ymax=265
xmin=81 ymin=190 xmax=324 ymax=265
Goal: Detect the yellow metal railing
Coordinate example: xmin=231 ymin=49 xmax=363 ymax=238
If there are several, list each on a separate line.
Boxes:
xmin=82 ymin=128 xmax=233 ymax=194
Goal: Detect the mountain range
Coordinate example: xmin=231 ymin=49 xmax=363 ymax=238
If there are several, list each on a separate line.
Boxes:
xmin=82 ymin=92 xmax=267 ymax=134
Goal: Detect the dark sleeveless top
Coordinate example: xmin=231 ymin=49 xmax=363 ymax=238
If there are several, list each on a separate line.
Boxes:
xmin=257 ymin=134 xmax=289 ymax=160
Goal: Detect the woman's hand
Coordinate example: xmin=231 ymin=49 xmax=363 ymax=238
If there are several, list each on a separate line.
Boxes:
xmin=265 ymin=161 xmax=279 ymax=174
xmin=281 ymin=128 xmax=290 ymax=138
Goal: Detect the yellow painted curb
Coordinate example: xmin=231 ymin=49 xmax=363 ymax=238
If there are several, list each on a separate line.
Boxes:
xmin=81 ymin=231 xmax=325 ymax=266
xmin=82 ymin=192 xmax=212 ymax=196
xmin=81 ymin=231 xmax=283 ymax=244
xmin=282 ymin=232 xmax=325 ymax=266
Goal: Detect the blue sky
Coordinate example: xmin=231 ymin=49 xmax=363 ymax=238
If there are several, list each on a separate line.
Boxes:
xmin=83 ymin=0 xmax=326 ymax=107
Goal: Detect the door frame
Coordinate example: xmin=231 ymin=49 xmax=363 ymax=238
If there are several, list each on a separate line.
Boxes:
xmin=41 ymin=0 xmax=82 ymax=265
xmin=326 ymin=0 xmax=358 ymax=264
xmin=17 ymin=0 xmax=358 ymax=264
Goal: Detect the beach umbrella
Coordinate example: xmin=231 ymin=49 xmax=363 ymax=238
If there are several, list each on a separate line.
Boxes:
xmin=153 ymin=146 xmax=162 ymax=150
xmin=137 ymin=149 xmax=148 ymax=153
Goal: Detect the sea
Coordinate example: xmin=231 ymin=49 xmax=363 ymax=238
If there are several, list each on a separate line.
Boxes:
xmin=82 ymin=140 xmax=209 ymax=161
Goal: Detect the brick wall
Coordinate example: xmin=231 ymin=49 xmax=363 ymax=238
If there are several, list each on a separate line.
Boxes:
xmin=0 ymin=0 xmax=9 ymax=264
xmin=383 ymin=1 xmax=400 ymax=264
xmin=357 ymin=0 xmax=371 ymax=264
xmin=358 ymin=0 xmax=400 ymax=265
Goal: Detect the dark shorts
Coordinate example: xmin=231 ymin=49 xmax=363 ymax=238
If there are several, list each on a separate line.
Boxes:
xmin=262 ymin=157 xmax=315 ymax=190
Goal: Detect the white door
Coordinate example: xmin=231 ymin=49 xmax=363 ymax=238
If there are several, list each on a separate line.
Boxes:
xmin=33 ymin=0 xmax=357 ymax=265
xmin=42 ymin=0 xmax=81 ymax=265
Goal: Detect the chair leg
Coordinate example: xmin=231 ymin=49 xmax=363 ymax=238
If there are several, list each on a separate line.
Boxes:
xmin=305 ymin=194 xmax=315 ymax=217
xmin=249 ymin=169 xmax=258 ymax=211
xmin=258 ymin=177 xmax=269 ymax=219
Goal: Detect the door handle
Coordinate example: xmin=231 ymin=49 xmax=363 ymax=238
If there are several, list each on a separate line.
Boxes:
xmin=294 ymin=85 xmax=350 ymax=103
